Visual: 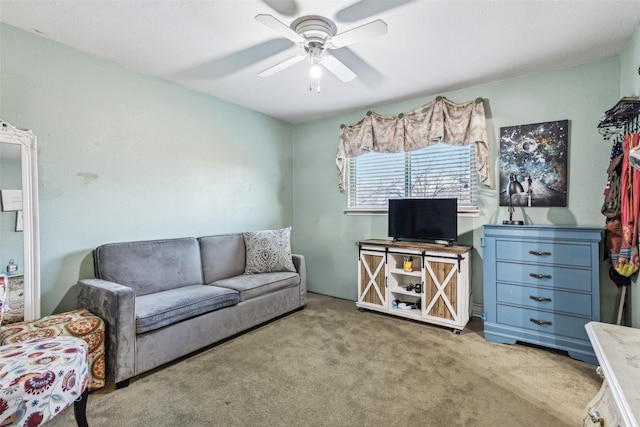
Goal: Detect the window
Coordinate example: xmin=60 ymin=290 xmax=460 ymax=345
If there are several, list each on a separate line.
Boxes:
xmin=345 ymin=142 xmax=478 ymax=211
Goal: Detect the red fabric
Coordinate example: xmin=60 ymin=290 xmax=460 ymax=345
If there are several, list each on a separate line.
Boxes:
xmin=621 ymin=134 xmax=640 ymax=248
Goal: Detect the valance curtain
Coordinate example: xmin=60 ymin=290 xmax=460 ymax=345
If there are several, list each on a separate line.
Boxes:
xmin=336 ymin=97 xmax=492 ymax=193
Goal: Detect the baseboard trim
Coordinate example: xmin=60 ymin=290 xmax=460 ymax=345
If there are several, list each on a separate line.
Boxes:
xmin=472 ymin=302 xmax=484 ymax=319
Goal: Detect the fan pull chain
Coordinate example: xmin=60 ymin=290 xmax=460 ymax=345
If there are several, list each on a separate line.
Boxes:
xmin=309 ymin=76 xmax=321 ymax=93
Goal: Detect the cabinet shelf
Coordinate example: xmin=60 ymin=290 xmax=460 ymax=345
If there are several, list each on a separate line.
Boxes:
xmin=388 ymin=267 xmax=422 ymax=277
xmin=389 ymin=288 xmax=422 ymax=297
xmin=390 ymin=307 xmax=423 ymax=319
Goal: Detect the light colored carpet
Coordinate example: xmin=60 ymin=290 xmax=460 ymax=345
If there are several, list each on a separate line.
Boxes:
xmin=49 ymin=292 xmax=601 ymax=426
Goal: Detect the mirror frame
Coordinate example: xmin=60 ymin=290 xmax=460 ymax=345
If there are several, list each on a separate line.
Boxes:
xmin=1 ymin=120 xmax=40 ymax=320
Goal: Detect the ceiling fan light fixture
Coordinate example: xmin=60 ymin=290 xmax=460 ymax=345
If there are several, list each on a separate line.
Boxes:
xmin=307 ymin=43 xmax=323 ymax=63
xmin=309 ymin=64 xmax=322 ymax=79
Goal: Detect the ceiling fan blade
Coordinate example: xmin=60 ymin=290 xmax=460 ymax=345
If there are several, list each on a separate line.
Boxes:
xmin=255 ymin=14 xmax=306 ymax=45
xmin=258 ymin=54 xmax=306 ymax=77
xmin=327 ymin=19 xmax=388 ymax=49
xmin=322 ymin=55 xmax=356 ymax=82
xmin=335 ymin=0 xmax=413 ymax=23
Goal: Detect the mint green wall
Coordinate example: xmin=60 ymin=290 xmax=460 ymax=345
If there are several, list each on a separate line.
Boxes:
xmin=620 ymin=24 xmax=640 ymax=98
xmin=0 ymin=158 xmax=23 ymax=274
xmin=293 ymin=57 xmax=623 ymax=323
xmin=0 ymin=24 xmax=295 ymax=316
xmin=620 ymin=24 xmax=640 ymax=327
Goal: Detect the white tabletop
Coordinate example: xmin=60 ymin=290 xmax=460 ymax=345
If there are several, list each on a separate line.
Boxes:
xmin=585 ymin=321 xmax=640 ymax=427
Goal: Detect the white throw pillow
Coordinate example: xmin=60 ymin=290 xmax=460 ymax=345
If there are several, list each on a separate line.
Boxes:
xmin=243 ymin=227 xmax=297 ymax=274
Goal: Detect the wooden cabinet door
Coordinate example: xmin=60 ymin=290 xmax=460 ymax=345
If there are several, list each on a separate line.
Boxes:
xmin=358 ymin=250 xmax=387 ymax=308
xmin=423 ymin=257 xmax=459 ymax=323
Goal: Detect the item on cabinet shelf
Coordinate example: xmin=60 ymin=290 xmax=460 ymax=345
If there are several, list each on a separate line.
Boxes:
xmin=395 ymin=300 xmax=421 ymax=310
xmin=403 ymin=256 xmax=414 ymax=271
xmin=6 ymin=259 xmax=17 ymax=274
xmin=404 ymin=283 xmax=420 ymax=292
xmin=482 ymin=224 xmax=602 ymax=365
xmin=503 ymin=174 xmax=525 ymax=225
xmin=357 ymin=239 xmax=472 ymax=333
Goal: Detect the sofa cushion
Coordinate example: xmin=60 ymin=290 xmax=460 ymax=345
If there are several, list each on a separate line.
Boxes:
xmin=243 ymin=227 xmax=296 ymax=274
xmin=199 ymin=233 xmax=246 ymax=284
xmin=135 ymin=285 xmax=239 ymax=334
xmin=95 ymin=237 xmax=204 ymax=296
xmin=210 ymin=272 xmax=299 ymax=302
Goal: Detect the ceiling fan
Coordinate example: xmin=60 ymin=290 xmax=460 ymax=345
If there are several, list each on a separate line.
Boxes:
xmin=255 ymin=13 xmax=388 ymax=85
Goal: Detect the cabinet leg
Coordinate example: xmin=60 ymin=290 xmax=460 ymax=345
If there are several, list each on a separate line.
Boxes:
xmin=358 ymin=307 xmax=366 ymax=312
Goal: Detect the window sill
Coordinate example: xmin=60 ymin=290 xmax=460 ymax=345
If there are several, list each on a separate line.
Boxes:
xmin=344 ymin=208 xmax=480 ymax=218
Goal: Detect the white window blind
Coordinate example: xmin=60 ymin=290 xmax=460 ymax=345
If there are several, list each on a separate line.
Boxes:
xmin=345 ymin=142 xmax=478 ymax=210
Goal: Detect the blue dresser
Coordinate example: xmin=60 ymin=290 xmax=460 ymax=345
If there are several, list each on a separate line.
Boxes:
xmin=482 ymin=224 xmax=602 ymax=364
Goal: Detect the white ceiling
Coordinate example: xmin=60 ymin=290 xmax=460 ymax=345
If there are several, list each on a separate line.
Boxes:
xmin=1 ymin=1 xmax=640 ymax=124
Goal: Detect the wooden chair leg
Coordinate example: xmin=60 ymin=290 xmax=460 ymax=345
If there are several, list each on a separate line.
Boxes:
xmin=74 ymin=389 xmax=89 ymax=427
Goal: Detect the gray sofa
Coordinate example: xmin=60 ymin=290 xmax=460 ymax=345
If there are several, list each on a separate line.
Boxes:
xmin=77 ymin=233 xmax=306 ymax=387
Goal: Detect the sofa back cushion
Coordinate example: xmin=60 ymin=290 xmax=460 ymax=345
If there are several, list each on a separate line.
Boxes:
xmin=198 ymin=234 xmax=246 ymax=284
xmin=94 ymin=237 xmax=204 ymax=296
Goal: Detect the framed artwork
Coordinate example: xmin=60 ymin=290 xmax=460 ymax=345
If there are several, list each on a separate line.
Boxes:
xmin=16 ymin=210 xmax=23 ymax=232
xmin=0 ymin=189 xmax=22 ymax=211
xmin=499 ymin=119 xmax=568 ymax=207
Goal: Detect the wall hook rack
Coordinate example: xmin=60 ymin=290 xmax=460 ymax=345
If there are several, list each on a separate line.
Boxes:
xmin=598 ymin=97 xmax=640 ymax=140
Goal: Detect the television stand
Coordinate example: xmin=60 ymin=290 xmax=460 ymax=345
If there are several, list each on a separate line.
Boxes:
xmin=356 ymin=239 xmax=472 ymax=333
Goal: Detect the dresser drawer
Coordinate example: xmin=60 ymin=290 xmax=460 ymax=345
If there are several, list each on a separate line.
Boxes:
xmin=496 ymin=304 xmax=589 ymax=341
xmin=496 ymin=240 xmax=591 ymax=267
xmin=496 ymin=261 xmax=592 ymax=292
xmin=496 ymin=283 xmax=592 ymax=317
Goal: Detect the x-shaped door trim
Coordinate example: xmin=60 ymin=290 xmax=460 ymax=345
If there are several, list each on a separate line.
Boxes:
xmin=360 ymin=254 xmax=386 ymax=305
xmin=424 ymin=260 xmax=458 ymax=321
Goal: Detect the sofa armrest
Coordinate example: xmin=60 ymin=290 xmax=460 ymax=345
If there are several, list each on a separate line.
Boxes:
xmin=77 ymin=278 xmax=136 ymax=384
xmin=291 ymin=254 xmax=307 ymax=307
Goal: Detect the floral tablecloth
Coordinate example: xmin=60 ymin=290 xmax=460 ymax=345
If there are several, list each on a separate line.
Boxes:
xmin=0 ymin=336 xmax=88 ymax=427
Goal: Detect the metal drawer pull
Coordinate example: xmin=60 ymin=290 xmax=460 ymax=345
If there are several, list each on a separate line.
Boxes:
xmin=529 ymin=273 xmax=552 ymax=279
xmin=528 ymin=250 xmax=552 ymax=256
xmin=530 ymin=318 xmax=552 ymax=326
xmin=529 ymin=295 xmax=552 ymax=302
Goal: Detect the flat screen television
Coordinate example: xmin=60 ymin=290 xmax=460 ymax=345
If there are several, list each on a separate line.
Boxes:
xmin=388 ymin=198 xmax=458 ymax=245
